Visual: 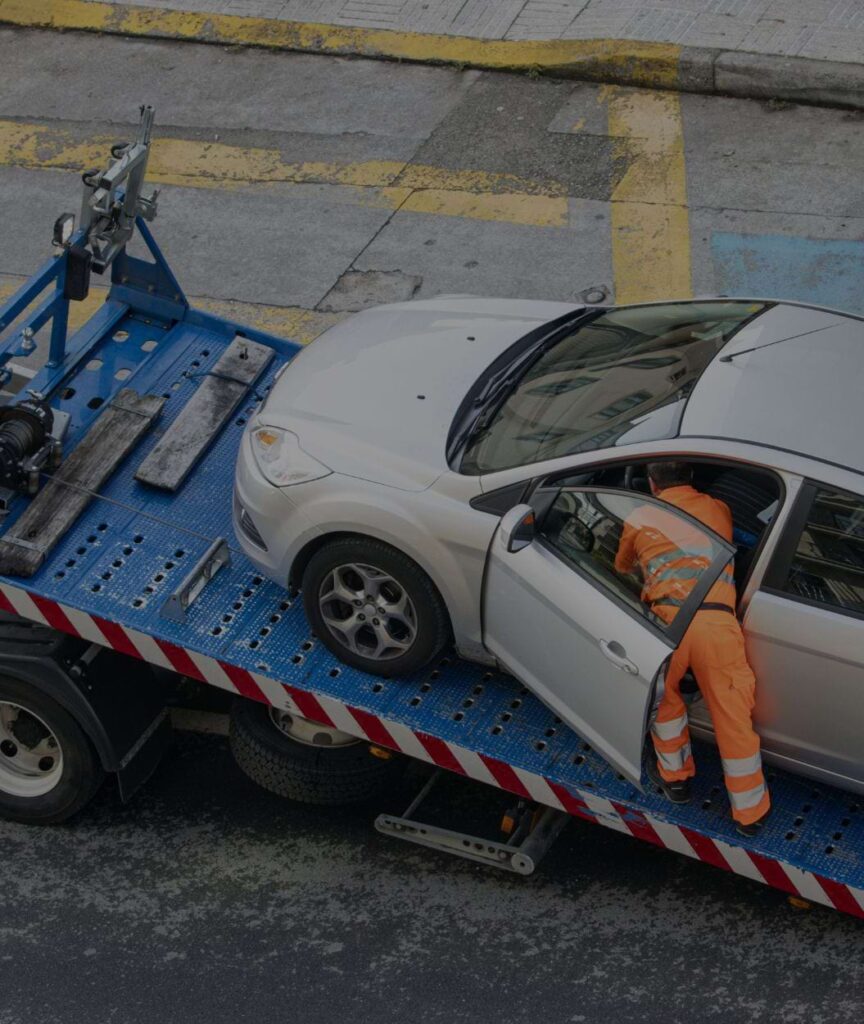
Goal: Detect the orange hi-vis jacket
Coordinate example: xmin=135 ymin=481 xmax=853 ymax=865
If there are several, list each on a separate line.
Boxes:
xmin=614 ymin=484 xmax=736 ymax=616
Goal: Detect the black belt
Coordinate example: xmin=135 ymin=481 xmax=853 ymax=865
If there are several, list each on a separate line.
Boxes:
xmin=651 ymin=600 xmax=735 ymax=615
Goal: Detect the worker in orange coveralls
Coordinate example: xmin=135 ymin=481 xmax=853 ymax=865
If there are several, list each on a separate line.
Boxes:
xmin=615 ymin=461 xmax=770 ymax=836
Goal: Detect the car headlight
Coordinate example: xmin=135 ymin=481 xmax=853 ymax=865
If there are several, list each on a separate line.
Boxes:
xmin=251 ymin=427 xmax=331 ymax=487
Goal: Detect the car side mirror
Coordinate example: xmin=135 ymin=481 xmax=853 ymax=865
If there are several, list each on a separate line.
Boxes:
xmin=499 ymin=503 xmax=537 ymax=553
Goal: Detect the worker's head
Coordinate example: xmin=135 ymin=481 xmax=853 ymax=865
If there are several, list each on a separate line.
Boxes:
xmin=647 ymin=461 xmax=693 ymax=496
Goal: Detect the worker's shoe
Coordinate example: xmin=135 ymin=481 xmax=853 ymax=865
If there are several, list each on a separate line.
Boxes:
xmin=645 ymin=757 xmax=692 ymax=804
xmin=736 ymin=810 xmax=771 ymax=838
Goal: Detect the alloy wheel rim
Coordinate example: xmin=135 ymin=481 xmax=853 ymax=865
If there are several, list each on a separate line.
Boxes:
xmin=0 ymin=702 xmax=64 ymax=797
xmin=318 ymin=562 xmax=418 ymax=662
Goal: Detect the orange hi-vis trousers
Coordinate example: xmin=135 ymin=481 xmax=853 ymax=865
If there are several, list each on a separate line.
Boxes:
xmin=651 ymin=608 xmax=770 ymax=827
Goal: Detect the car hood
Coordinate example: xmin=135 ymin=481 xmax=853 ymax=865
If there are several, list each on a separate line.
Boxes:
xmin=258 ymin=296 xmax=582 ymax=490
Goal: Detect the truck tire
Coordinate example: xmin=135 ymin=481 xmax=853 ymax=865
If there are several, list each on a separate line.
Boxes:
xmin=229 ymin=699 xmax=397 ymax=805
xmin=0 ymin=675 xmax=104 ymax=824
xmin=302 ymin=537 xmax=450 ymax=678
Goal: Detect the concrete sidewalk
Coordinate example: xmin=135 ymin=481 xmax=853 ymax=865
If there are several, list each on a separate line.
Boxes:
xmin=0 ymin=0 xmax=862 ymax=106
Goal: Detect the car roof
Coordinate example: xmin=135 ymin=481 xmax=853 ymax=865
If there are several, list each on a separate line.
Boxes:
xmin=680 ymin=302 xmax=864 ymax=474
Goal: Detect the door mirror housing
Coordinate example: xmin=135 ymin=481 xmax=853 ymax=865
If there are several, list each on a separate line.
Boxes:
xmin=499 ymin=503 xmax=537 ymax=553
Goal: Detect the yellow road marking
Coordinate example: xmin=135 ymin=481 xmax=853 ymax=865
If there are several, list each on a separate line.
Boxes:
xmin=0 ymin=0 xmax=682 ymax=88
xmin=403 ymin=190 xmax=567 ymax=228
xmin=0 ymin=120 xmax=568 ymax=228
xmin=608 ymin=88 xmax=692 ymax=303
xmin=0 ymin=277 xmax=344 ymax=345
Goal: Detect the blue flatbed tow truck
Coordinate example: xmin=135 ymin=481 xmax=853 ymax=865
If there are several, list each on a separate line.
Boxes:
xmin=0 ymin=108 xmax=861 ymax=919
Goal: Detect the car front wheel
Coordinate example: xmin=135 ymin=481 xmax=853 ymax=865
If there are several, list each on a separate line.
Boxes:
xmin=302 ymin=538 xmax=450 ymax=677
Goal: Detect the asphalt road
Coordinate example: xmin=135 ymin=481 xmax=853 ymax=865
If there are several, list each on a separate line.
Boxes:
xmin=0 ymin=25 xmax=863 ymax=1024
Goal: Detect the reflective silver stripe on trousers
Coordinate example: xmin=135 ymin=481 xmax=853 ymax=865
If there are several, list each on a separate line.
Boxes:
xmin=652 ymin=714 xmax=688 ymax=742
xmin=657 ymin=743 xmax=692 ymax=773
xmin=729 ymin=782 xmax=767 ymax=810
xmin=722 ymin=752 xmax=763 ymax=777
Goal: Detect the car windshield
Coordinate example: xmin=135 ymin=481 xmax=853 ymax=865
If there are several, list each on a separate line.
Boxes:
xmin=459 ymin=300 xmax=768 ymax=474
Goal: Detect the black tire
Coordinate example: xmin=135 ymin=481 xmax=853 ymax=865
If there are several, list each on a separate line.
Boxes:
xmin=229 ymin=699 xmax=397 ymax=806
xmin=302 ymin=537 xmax=450 ymax=678
xmin=0 ymin=676 xmax=103 ymax=825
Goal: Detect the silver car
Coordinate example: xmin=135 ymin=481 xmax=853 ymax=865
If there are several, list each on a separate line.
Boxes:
xmin=234 ymin=297 xmax=864 ymax=793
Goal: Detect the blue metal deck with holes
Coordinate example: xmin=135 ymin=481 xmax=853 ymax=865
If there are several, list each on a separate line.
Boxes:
xmin=0 ymin=288 xmax=863 ymax=910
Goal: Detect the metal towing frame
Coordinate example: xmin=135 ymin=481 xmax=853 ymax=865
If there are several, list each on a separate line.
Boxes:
xmin=0 ymin=109 xmax=862 ymax=917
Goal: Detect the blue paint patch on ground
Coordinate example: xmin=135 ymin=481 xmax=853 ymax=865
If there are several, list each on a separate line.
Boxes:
xmin=711 ymin=232 xmax=864 ymax=315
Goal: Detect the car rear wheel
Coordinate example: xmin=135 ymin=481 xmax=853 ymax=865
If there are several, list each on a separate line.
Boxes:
xmin=302 ymin=538 xmax=450 ymax=677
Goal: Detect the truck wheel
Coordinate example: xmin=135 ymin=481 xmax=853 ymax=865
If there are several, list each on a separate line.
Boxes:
xmin=0 ymin=676 xmax=103 ymax=824
xmin=229 ymin=699 xmax=397 ymax=805
xmin=302 ymin=537 xmax=450 ymax=678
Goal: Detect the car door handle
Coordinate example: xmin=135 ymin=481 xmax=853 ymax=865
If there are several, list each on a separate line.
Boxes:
xmin=599 ymin=640 xmax=639 ymax=675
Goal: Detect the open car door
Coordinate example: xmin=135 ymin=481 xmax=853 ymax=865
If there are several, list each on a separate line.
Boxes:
xmin=483 ymin=487 xmax=735 ymax=786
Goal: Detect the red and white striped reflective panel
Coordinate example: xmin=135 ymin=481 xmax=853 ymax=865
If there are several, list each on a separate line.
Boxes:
xmin=2 ymin=581 xmax=862 ymax=919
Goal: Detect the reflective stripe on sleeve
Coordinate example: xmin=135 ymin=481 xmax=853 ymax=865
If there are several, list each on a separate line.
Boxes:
xmin=657 ymin=743 xmax=692 ymax=773
xmin=651 ymin=714 xmax=688 ymax=742
xmin=728 ymin=782 xmax=767 ymax=810
xmin=722 ymin=752 xmax=763 ymax=778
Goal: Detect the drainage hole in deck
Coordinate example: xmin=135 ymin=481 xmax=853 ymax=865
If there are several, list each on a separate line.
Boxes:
xmin=87 ymin=397 xmax=104 ymax=410
xmin=329 ymin=668 xmax=341 ymax=678
xmin=269 ymin=614 xmax=281 ymax=624
xmin=291 ymin=654 xmax=303 ymax=665
xmin=249 ymin=640 xmax=259 ymax=650
xmin=825 ymin=845 xmax=835 ymax=855
xmin=252 ymin=576 xmax=263 ymax=586
xmin=76 ymin=547 xmax=86 ymax=555
xmin=301 ymin=641 xmax=313 ymax=651
xmin=211 ymin=627 xmax=222 ymax=636
xmin=134 ymin=535 xmax=144 ymax=544
xmin=510 ymin=699 xmax=522 ymax=709
xmin=702 ymin=801 xmax=712 ymax=810
xmin=462 ymin=698 xmax=473 ymax=708
xmin=573 ymin=754 xmax=585 ymax=765
xmin=420 ymin=683 xmax=431 ymax=693
xmin=842 ymin=818 xmax=851 ymax=827
xmin=144 ymin=586 xmax=154 ymax=595
xmin=372 ymin=683 xmax=384 ymax=693
xmin=472 ymin=685 xmax=484 ymax=695
xmin=491 ymin=725 xmax=502 ymax=735
xmin=112 ymin=559 xmax=123 ymax=568
xmin=123 ymin=546 xmax=133 ymax=556
xmin=132 ymin=598 xmax=144 ymax=608
xmin=501 ymin=713 xmax=512 ymax=723
xmin=833 ymin=832 xmax=844 ymax=841
xmin=222 ymin=614 xmax=233 ymax=624
xmin=259 ymin=627 xmax=270 ymax=637
xmin=785 ymin=831 xmax=796 ymax=840
xmin=154 ymin=574 xmax=164 ymax=583
xmin=164 ymin=561 xmax=175 ymax=570
xmin=410 ymin=697 xmax=421 ymax=707
xmin=61 ymin=387 xmax=75 ymax=400
xmin=66 ymin=559 xmax=76 ymax=568
xmin=534 ymin=741 xmax=546 ymax=752
xmin=545 ymin=727 xmax=556 ymax=737
xmin=453 ymin=712 xmax=464 ymax=722
xmin=233 ymin=602 xmax=243 ymax=610
xmin=279 ymin=601 xmax=290 ymax=611
xmin=54 ymin=571 xmax=65 ymax=580
xmin=101 ymin=571 xmax=112 ymax=581
xmin=91 ymin=584 xmax=101 ymax=593
xmin=236 ymin=419 xmax=245 ymax=427
xmin=175 ymin=549 xmax=185 ymax=559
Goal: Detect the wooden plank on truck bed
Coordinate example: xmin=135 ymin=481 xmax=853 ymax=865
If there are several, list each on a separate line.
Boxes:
xmin=135 ymin=336 xmax=273 ymax=492
xmin=0 ymin=389 xmax=165 ymax=578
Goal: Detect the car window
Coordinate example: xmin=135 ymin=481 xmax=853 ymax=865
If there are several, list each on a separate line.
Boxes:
xmin=779 ymin=487 xmax=864 ymax=617
xmin=538 ymin=488 xmax=732 ymax=633
xmin=461 ymin=301 xmax=768 ymax=475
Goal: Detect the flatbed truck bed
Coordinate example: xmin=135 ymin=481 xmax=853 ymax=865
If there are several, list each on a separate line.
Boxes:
xmin=0 ymin=110 xmax=861 ymax=920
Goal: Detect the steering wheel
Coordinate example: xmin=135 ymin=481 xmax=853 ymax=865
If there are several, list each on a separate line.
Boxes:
xmin=624 ymin=464 xmax=652 ymax=493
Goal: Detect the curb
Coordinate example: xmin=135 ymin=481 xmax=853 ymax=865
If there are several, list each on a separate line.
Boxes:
xmin=0 ymin=0 xmax=861 ymax=109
